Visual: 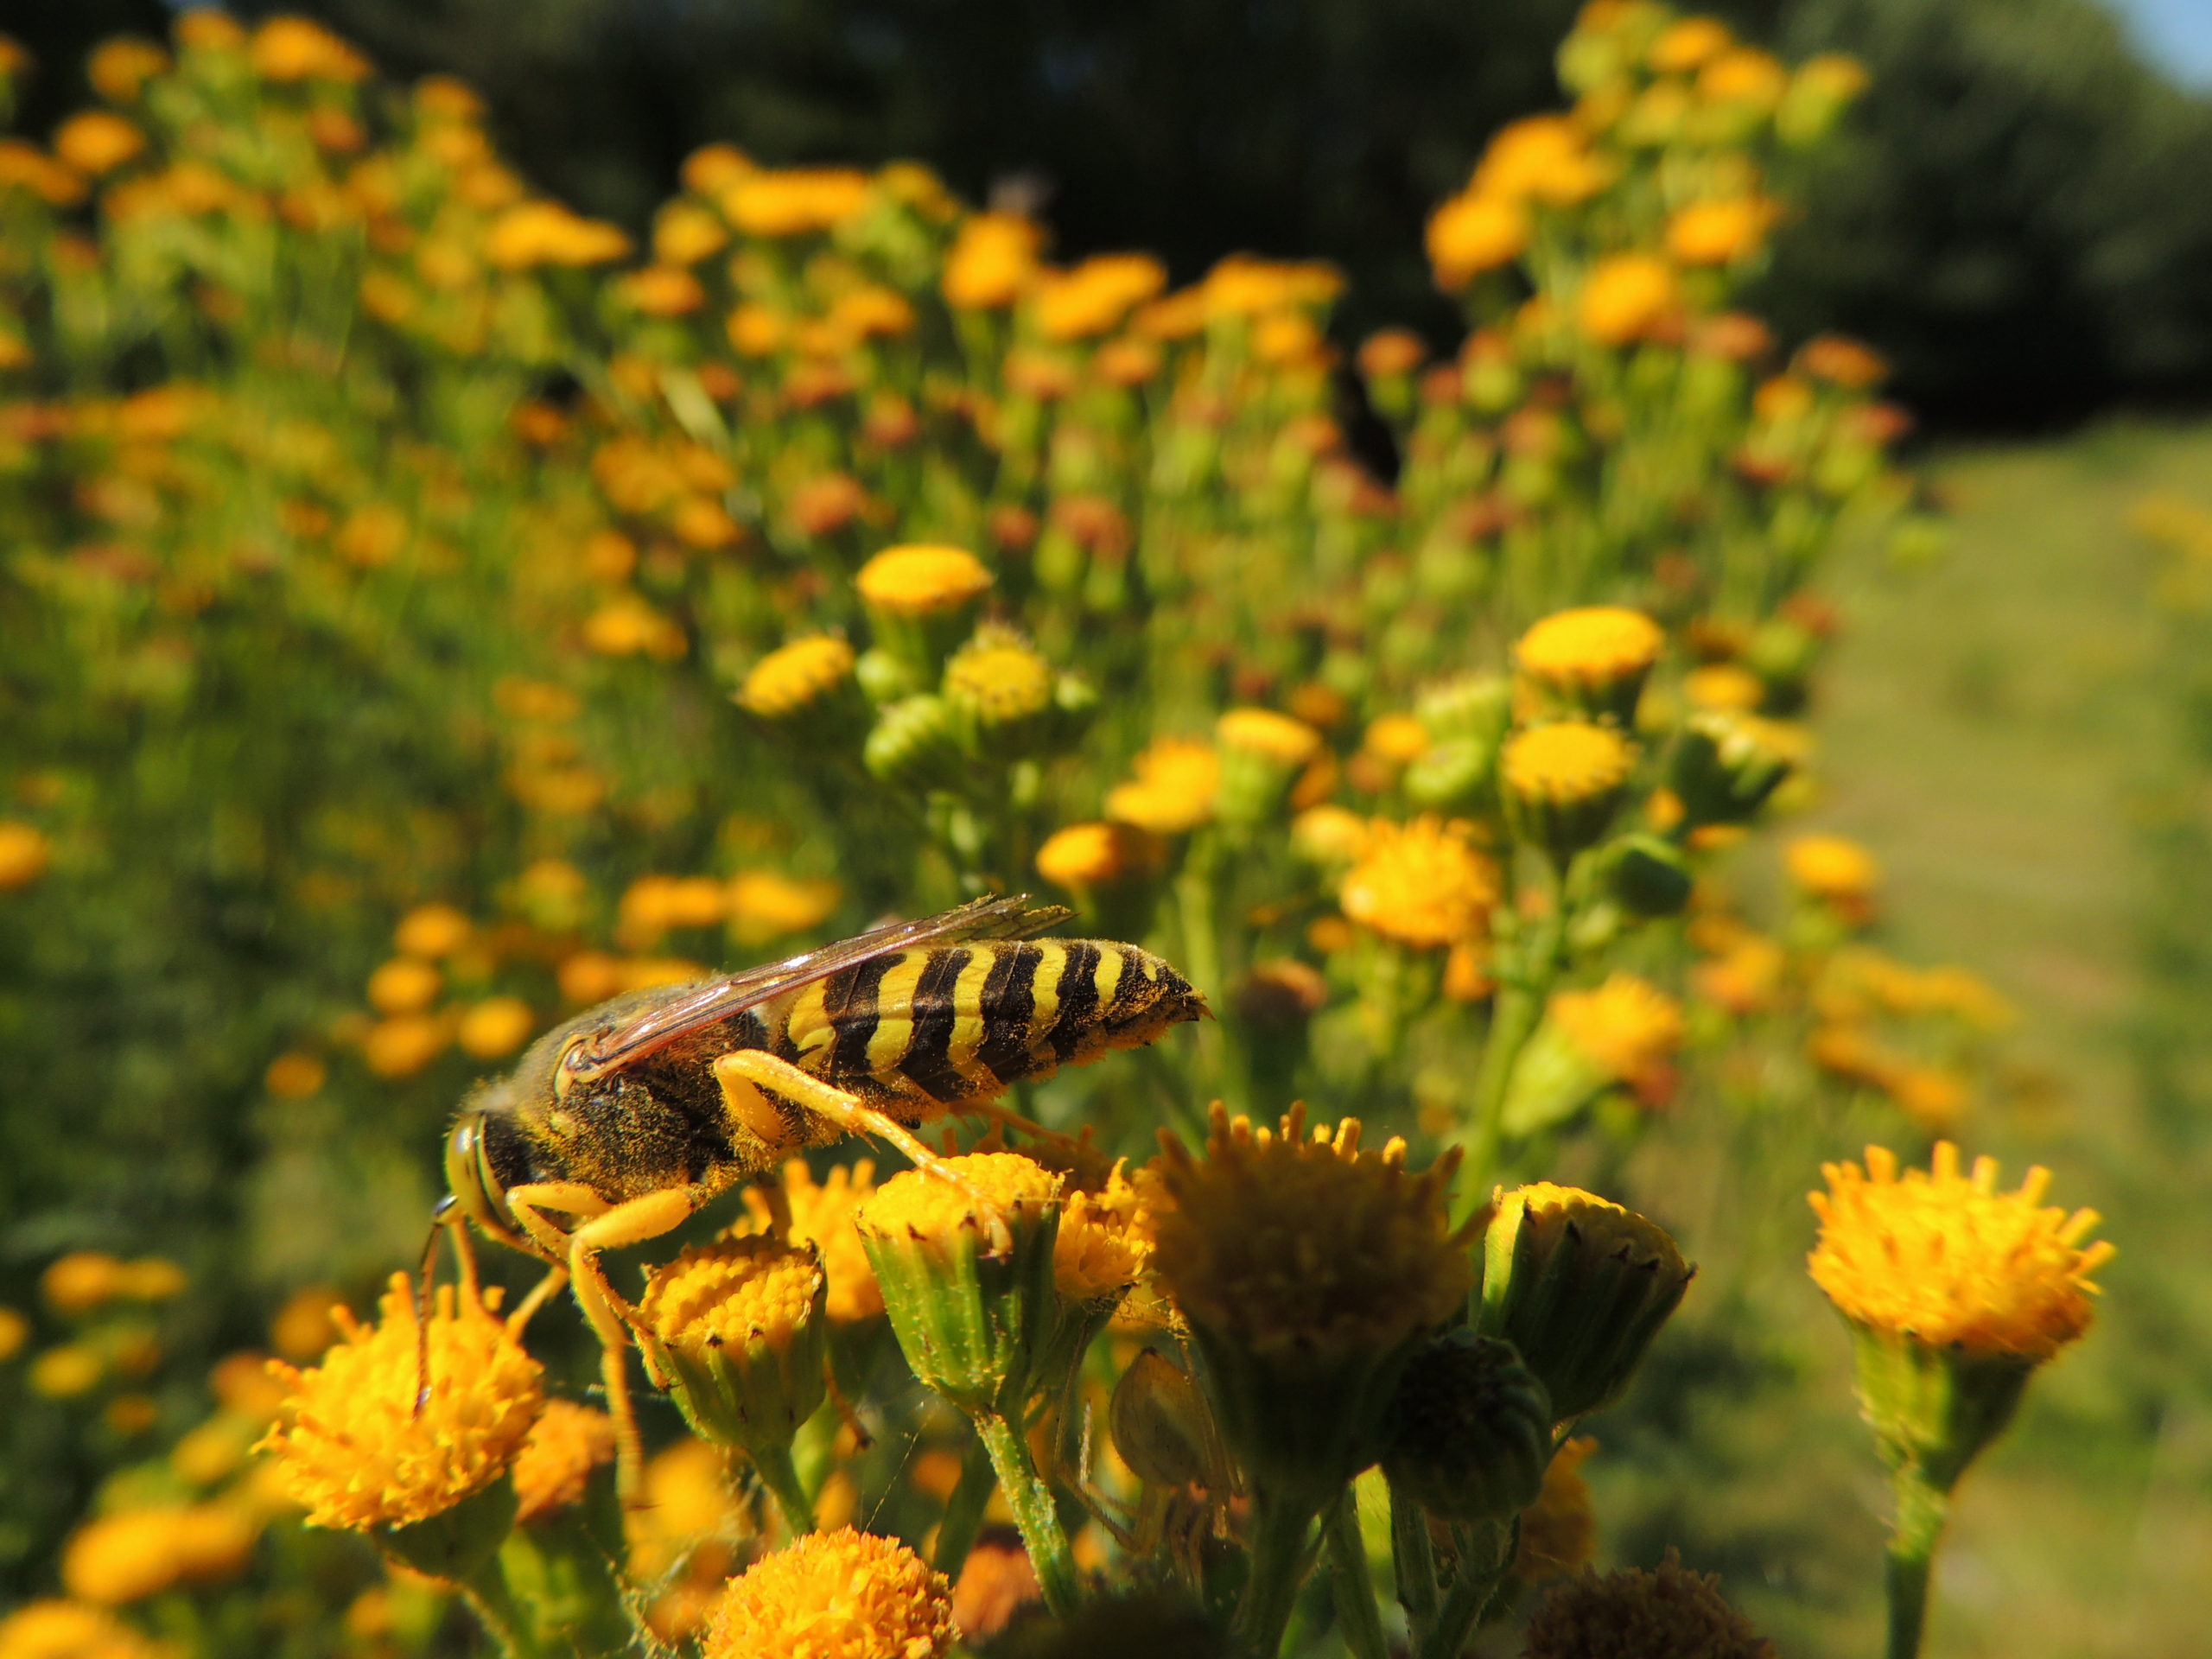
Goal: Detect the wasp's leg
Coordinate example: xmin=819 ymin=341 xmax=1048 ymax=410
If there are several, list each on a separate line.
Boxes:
xmin=505 ymin=1263 xmax=570 ymax=1338
xmin=505 ymin=1183 xmax=701 ymax=1510
xmin=959 ymin=1097 xmax=1085 ymax=1155
xmin=710 ymin=1052 xmax=1013 ymax=1250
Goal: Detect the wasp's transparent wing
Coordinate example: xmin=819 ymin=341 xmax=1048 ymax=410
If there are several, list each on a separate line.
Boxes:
xmin=569 ymin=894 xmax=1071 ymax=1078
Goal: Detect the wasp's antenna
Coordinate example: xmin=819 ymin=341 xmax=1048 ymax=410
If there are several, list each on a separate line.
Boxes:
xmin=412 ymin=1196 xmax=457 ymax=1418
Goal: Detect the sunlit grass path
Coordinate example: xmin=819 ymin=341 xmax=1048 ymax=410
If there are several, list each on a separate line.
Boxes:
xmin=1803 ymin=420 xmax=2212 ymax=1658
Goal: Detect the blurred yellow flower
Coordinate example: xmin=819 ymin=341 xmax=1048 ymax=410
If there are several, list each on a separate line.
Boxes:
xmin=54 ymin=113 xmax=143 ymax=177
xmin=1427 ymin=193 xmax=1531 ymax=288
xmin=944 ymin=213 xmax=1041 ymax=308
xmin=1474 ymin=115 xmax=1611 ymax=206
xmin=742 ymin=1159 xmax=884 ymax=1323
xmin=483 ymin=201 xmax=632 ymax=269
xmin=739 ymin=635 xmax=857 ymax=719
xmin=457 ymin=997 xmax=534 ymax=1060
xmin=87 ymin=39 xmax=169 ymax=103
xmin=1577 ymin=253 xmax=1681 ymax=346
xmin=1105 ymin=738 xmax=1220 ymax=836
xmin=1785 ymin=833 xmax=1881 ymax=908
xmin=1033 ymin=254 xmax=1170 ymax=341
xmin=1516 ymin=605 xmax=1664 ymax=700
xmin=366 ymin=957 xmax=441 ymax=1015
xmin=0 ymin=1600 xmax=169 ymax=1659
xmin=722 ymin=168 xmax=871 ymax=238
xmin=855 ymin=544 xmax=994 ymax=616
xmin=1035 ymin=821 xmax=1154 ymax=890
xmin=704 ymin=1528 xmax=957 ymax=1659
xmin=1549 ymin=974 xmax=1684 ymax=1086
xmin=260 ymin=1273 xmax=543 ymax=1531
xmin=61 ymin=1504 xmax=258 ymax=1605
xmin=0 ymin=1306 xmax=27 ymax=1363
xmin=1666 ymin=197 xmax=1776 ymax=266
xmin=1683 ymin=662 xmax=1764 ymax=711
xmin=511 ymin=1401 xmax=617 ymax=1524
xmin=1503 ymin=721 xmax=1634 ymax=805
xmin=1340 ymin=815 xmax=1497 ymax=949
xmin=727 ymin=871 xmax=840 ymax=946
xmin=653 ymin=200 xmax=728 ymax=265
xmin=43 ymin=1254 xmax=124 ymax=1315
xmin=29 ymin=1345 xmax=105 ymax=1400
xmin=1700 ymin=46 xmax=1789 ymax=109
xmin=1809 ymin=1143 xmax=2113 ymax=1360
xmin=1511 ymin=1435 xmax=1598 ymax=1584
xmin=1648 ymin=16 xmax=1734 ymax=73
xmin=1217 ymin=707 xmax=1322 ymax=767
xmin=250 ymin=17 xmax=371 ymax=81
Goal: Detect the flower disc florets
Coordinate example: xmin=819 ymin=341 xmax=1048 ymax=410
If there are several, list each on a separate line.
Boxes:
xmin=1808 ymin=1143 xmax=2112 ymax=1361
xmin=1151 ymin=1104 xmax=1471 ymax=1363
xmin=855 ymin=544 xmax=994 ymax=617
xmin=1516 ymin=607 xmax=1665 ymax=721
xmin=511 ymin=1401 xmax=616 ymax=1524
xmin=703 ymin=1526 xmax=957 ymax=1659
xmin=259 ymin=1274 xmax=543 ymax=1532
xmin=1503 ymin=722 xmax=1635 ymax=856
xmin=638 ymin=1233 xmax=829 ymax=1455
xmin=1523 ymin=1549 xmax=1773 ymax=1659
xmin=740 ymin=635 xmax=855 ymax=718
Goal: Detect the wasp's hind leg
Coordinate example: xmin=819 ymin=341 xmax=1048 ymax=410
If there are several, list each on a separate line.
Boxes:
xmin=710 ymin=1050 xmax=1014 ymax=1253
xmin=504 ymin=1182 xmax=702 ymax=1511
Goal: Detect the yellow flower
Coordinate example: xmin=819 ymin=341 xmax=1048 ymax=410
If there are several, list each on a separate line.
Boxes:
xmin=0 ymin=1600 xmax=169 ymax=1659
xmin=87 ymin=39 xmax=169 ymax=103
xmin=250 ymin=16 xmax=371 ymax=81
xmin=1700 ymin=46 xmax=1789 ymax=110
xmin=1427 ymin=193 xmax=1530 ymax=288
xmin=1035 ymin=821 xmax=1153 ymax=891
xmin=1683 ymin=662 xmax=1764 ymax=711
xmin=1105 ymin=738 xmax=1220 ymax=836
xmin=1291 ymin=804 xmax=1373 ymax=866
xmin=1150 ymin=1104 xmax=1471 ymax=1363
xmin=1522 ymin=1548 xmax=1770 ymax=1659
xmin=855 ymin=544 xmax=994 ymax=617
xmin=1054 ymin=1162 xmax=1151 ymax=1304
xmin=639 ymin=1233 xmax=823 ymax=1361
xmin=1548 ymin=974 xmax=1684 ymax=1086
xmin=1785 ymin=833 xmax=1880 ymax=905
xmin=1503 ymin=721 xmax=1634 ymax=805
xmin=1216 ymin=708 xmax=1322 ymax=768
xmin=1808 ymin=1143 xmax=2113 ymax=1361
xmin=944 ymin=634 xmax=1054 ymax=725
xmin=741 ymin=1160 xmax=885 ymax=1322
xmin=951 ymin=1533 xmax=1043 ymax=1642
xmin=943 ymin=213 xmax=1041 ymax=308
xmin=653 ymin=200 xmax=728 ymax=265
xmin=703 ymin=1527 xmax=956 ymax=1659
xmin=860 ymin=1152 xmax=1061 ymax=1248
xmin=0 ymin=1306 xmax=26 ymax=1363
xmin=739 ymin=635 xmax=857 ymax=719
xmin=1798 ymin=333 xmax=1889 ymax=388
xmin=1516 ymin=606 xmax=1664 ymax=715
xmin=29 ymin=1344 xmax=104 ymax=1399
xmin=1666 ymin=197 xmax=1776 ymax=266
xmin=1577 ymin=253 xmax=1681 ymax=346
xmin=1648 ymin=16 xmax=1734 ymax=73
xmin=582 ymin=594 xmax=685 ymax=658
xmin=1339 ymin=815 xmax=1498 ymax=949
xmin=54 ymin=112 xmax=144 ymax=176
xmin=727 ymin=871 xmax=841 ymax=947
xmin=456 ymin=997 xmax=534 ymax=1060
xmin=61 ymin=1504 xmax=259 ymax=1605
xmin=258 ymin=1273 xmax=543 ymax=1531
xmin=482 ymin=202 xmax=632 ymax=269
xmin=394 ymin=903 xmax=472 ymax=959
xmin=1473 ymin=116 xmax=1611 ymax=206
xmin=367 ymin=957 xmax=441 ymax=1015
xmin=721 ymin=167 xmax=870 ymax=238
xmin=43 ymin=1253 xmax=124 ymax=1315
xmin=1511 ymin=1435 xmax=1598 ymax=1585
xmin=1033 ymin=254 xmax=1168 ymax=341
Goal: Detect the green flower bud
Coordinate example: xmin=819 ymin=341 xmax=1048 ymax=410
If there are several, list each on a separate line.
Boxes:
xmin=1381 ymin=1332 xmax=1551 ymax=1524
xmin=1667 ymin=710 xmax=1794 ymax=827
xmin=1404 ymin=734 xmax=1497 ymax=809
xmin=1594 ymin=833 xmax=1692 ymax=918
xmin=635 ymin=1234 xmax=830 ymax=1457
xmin=1479 ymin=1185 xmax=1693 ymax=1425
xmin=1502 ymin=721 xmax=1635 ymax=861
xmin=864 ymin=694 xmax=964 ymax=790
xmin=377 ymin=1475 xmax=518 ymax=1581
xmin=944 ymin=624 xmax=1057 ymax=756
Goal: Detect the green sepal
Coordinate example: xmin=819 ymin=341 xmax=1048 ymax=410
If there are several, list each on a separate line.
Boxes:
xmin=861 ymin=1203 xmax=1060 ymax=1417
xmin=375 ymin=1472 xmax=518 ymax=1582
xmin=1846 ymin=1320 xmax=2036 ymax=1495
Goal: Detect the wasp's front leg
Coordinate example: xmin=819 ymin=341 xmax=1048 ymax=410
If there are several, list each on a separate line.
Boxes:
xmin=504 ymin=1181 xmax=702 ymax=1510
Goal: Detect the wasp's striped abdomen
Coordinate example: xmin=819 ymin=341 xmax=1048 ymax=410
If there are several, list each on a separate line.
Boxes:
xmin=773 ymin=939 xmax=1202 ymax=1111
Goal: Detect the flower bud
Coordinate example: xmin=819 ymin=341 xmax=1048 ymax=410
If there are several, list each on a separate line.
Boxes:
xmin=1515 ymin=607 xmax=1664 ymax=726
xmin=1213 ymin=709 xmax=1324 ymax=829
xmin=636 ymin=1234 xmax=829 ymax=1459
xmin=864 ymin=695 xmax=965 ymax=791
xmin=944 ymin=625 xmax=1057 ymax=756
xmin=1503 ymin=721 xmax=1635 ymax=861
xmin=1381 ymin=1331 xmax=1551 ymax=1525
xmin=1592 ymin=832 xmax=1693 ymax=918
xmin=855 ymin=1154 xmax=1064 ymax=1417
xmin=1479 ymin=1185 xmax=1692 ymax=1425
xmin=1666 ymin=710 xmax=1794 ymax=826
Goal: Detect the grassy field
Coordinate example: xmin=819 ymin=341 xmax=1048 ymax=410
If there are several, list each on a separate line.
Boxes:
xmin=1614 ymin=419 xmax=2212 ymax=1658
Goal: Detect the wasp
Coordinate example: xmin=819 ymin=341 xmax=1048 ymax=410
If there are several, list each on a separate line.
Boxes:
xmin=435 ymin=894 xmax=1205 ymax=1501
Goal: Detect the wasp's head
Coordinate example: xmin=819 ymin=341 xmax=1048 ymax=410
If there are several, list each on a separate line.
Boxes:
xmin=443 ymin=1109 xmax=524 ymax=1249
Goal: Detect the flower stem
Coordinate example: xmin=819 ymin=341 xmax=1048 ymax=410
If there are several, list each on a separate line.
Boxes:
xmin=1389 ymin=1474 xmax=1440 ymax=1645
xmin=976 ymin=1409 xmax=1081 ymax=1616
xmin=1323 ymin=1486 xmax=1390 ymax=1659
xmin=461 ymin=1554 xmax=548 ymax=1659
xmin=1233 ymin=1491 xmax=1319 ymax=1659
xmin=932 ymin=1431 xmax=998 ymax=1580
xmin=1885 ymin=1471 xmax=1950 ymax=1659
xmin=1418 ymin=1518 xmax=1512 ymax=1659
xmin=1459 ymin=877 xmax=1569 ymax=1216
xmin=749 ymin=1438 xmax=817 ymax=1541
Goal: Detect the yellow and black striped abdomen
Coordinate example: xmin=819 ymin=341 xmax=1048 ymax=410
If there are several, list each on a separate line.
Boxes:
xmin=778 ymin=939 xmax=1203 ymax=1112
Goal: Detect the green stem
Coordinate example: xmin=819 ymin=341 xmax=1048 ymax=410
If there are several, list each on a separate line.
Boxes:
xmin=976 ymin=1409 xmax=1081 ymax=1616
xmin=1233 ymin=1491 xmax=1319 ymax=1659
xmin=1459 ymin=877 xmax=1569 ymax=1214
xmin=460 ymin=1554 xmax=546 ymax=1659
xmin=1418 ymin=1519 xmax=1512 ymax=1659
xmin=748 ymin=1439 xmax=817 ymax=1541
xmin=1174 ymin=844 xmax=1243 ymax=1114
xmin=1389 ymin=1476 xmax=1440 ymax=1645
xmin=932 ymin=1432 xmax=998 ymax=1580
xmin=1885 ymin=1473 xmax=1950 ymax=1659
xmin=1323 ymin=1487 xmax=1390 ymax=1659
